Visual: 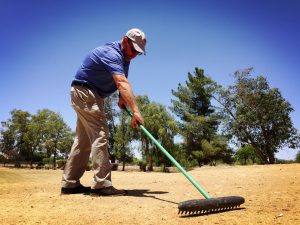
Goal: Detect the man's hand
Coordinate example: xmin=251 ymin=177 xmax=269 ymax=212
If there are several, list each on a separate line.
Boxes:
xmin=118 ymin=97 xmax=127 ymax=110
xmin=132 ymin=111 xmax=144 ymax=129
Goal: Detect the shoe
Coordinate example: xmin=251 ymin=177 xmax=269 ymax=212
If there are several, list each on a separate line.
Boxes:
xmin=61 ymin=184 xmax=91 ymax=195
xmin=90 ymin=186 xmax=127 ymax=196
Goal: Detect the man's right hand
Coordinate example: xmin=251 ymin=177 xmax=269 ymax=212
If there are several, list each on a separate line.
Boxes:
xmin=118 ymin=97 xmax=127 ymax=110
xmin=132 ymin=111 xmax=144 ymax=129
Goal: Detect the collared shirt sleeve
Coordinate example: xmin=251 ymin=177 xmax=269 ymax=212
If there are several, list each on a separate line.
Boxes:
xmin=100 ymin=50 xmax=127 ymax=76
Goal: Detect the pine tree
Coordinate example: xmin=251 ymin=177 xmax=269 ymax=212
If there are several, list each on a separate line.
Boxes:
xmin=171 ymin=68 xmax=226 ymax=165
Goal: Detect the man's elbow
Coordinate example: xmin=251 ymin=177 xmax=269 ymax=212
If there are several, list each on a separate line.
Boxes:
xmin=116 ymin=79 xmax=129 ymax=92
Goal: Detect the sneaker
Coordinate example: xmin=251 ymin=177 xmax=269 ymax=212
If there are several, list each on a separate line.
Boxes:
xmin=90 ymin=186 xmax=127 ymax=196
xmin=61 ymin=184 xmax=91 ymax=195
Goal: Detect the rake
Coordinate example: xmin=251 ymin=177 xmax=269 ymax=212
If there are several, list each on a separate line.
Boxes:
xmin=123 ymin=106 xmax=245 ymax=215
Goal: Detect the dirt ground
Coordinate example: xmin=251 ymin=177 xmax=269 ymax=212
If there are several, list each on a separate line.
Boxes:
xmin=0 ymin=164 xmax=299 ymax=225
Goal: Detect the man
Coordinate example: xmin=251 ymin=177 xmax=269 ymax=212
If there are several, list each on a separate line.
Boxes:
xmin=61 ymin=28 xmax=146 ymax=196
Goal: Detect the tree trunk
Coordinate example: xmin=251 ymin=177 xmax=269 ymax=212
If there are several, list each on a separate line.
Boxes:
xmin=122 ymin=145 xmax=126 ymax=171
xmin=14 ymin=154 xmax=21 ymax=168
xmin=251 ymin=143 xmax=268 ymax=164
xmin=148 ymin=150 xmax=153 ymax=171
xmin=30 ymin=160 xmax=34 ymax=169
xmin=14 ymin=161 xmax=21 ymax=168
xmin=162 ymin=164 xmax=169 ymax=172
xmin=53 ymin=145 xmax=57 ymax=170
xmin=146 ymin=141 xmax=153 ymax=171
xmin=211 ymin=160 xmax=216 ymax=166
xmin=122 ymin=160 xmax=125 ymax=171
xmin=30 ymin=146 xmax=36 ymax=169
xmin=268 ymin=153 xmax=275 ymax=164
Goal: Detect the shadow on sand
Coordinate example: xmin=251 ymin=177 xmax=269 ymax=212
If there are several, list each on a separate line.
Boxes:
xmin=126 ymin=189 xmax=178 ymax=205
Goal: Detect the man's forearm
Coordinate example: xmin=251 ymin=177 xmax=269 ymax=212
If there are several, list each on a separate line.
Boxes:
xmin=113 ymin=75 xmax=139 ymax=113
xmin=119 ymin=83 xmax=139 ymax=113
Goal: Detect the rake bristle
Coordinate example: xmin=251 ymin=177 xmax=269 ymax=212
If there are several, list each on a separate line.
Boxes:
xmin=178 ymin=196 xmax=245 ymax=216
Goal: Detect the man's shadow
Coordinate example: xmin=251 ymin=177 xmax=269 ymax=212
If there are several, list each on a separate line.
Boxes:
xmin=126 ymin=189 xmax=178 ymax=205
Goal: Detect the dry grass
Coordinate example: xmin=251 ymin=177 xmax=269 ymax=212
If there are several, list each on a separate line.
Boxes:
xmin=0 ymin=164 xmax=299 ymax=225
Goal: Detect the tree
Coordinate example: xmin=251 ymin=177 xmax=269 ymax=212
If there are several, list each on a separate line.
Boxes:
xmin=134 ymin=95 xmax=151 ymax=169
xmin=24 ymin=109 xmax=51 ymax=167
xmin=104 ymin=92 xmax=118 ymax=162
xmin=145 ymin=103 xmax=178 ymax=171
xmin=0 ymin=122 xmax=16 ymax=164
xmin=43 ymin=110 xmax=73 ymax=169
xmin=170 ymin=68 xmax=229 ymax=166
xmin=0 ymin=109 xmax=31 ymax=167
xmin=134 ymin=96 xmax=178 ymax=171
xmin=210 ymin=135 xmax=235 ymax=164
xmin=235 ymin=145 xmax=258 ymax=165
xmin=113 ymin=111 xmax=133 ymax=171
xmin=0 ymin=109 xmax=74 ymax=168
xmin=216 ymin=68 xmax=300 ymax=164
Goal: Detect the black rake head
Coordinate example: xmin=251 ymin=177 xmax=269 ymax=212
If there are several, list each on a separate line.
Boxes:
xmin=178 ymin=196 xmax=245 ymax=216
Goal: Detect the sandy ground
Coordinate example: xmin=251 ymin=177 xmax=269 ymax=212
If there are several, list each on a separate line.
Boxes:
xmin=0 ymin=164 xmax=299 ymax=225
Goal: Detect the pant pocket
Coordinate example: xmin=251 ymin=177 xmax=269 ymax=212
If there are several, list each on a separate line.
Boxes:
xmin=71 ymin=87 xmax=90 ymax=109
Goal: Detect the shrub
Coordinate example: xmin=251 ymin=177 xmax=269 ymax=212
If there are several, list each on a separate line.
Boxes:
xmin=132 ymin=157 xmax=140 ymax=165
xmin=0 ymin=155 xmax=8 ymax=164
xmin=36 ymin=161 xmax=44 ymax=169
xmin=56 ymin=159 xmax=67 ymax=169
xmin=138 ymin=160 xmax=147 ymax=172
xmin=42 ymin=157 xmax=53 ymax=165
xmin=178 ymin=158 xmax=197 ymax=171
xmin=111 ymin=163 xmax=118 ymax=171
xmin=276 ymin=159 xmax=294 ymax=164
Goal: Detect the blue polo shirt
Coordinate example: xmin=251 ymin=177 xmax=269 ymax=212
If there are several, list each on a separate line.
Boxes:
xmin=74 ymin=41 xmax=130 ymax=97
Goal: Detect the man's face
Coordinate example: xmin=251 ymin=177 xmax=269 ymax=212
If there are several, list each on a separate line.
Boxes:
xmin=123 ymin=37 xmax=141 ymax=61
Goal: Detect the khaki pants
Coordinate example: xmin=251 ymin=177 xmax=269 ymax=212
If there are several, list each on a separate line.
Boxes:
xmin=61 ymin=86 xmax=112 ymax=189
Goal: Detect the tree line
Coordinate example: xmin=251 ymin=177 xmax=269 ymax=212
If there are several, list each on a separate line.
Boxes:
xmin=0 ymin=109 xmax=74 ymax=168
xmin=1 ymin=68 xmax=300 ymax=170
xmin=99 ymin=67 xmax=300 ymax=168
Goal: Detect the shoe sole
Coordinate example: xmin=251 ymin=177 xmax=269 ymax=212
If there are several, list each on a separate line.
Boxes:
xmin=61 ymin=192 xmax=91 ymax=195
xmin=90 ymin=191 xmax=127 ymax=197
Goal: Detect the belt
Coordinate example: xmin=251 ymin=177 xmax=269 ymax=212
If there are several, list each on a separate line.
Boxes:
xmin=71 ymin=80 xmax=105 ymax=98
xmin=71 ymin=80 xmax=91 ymax=89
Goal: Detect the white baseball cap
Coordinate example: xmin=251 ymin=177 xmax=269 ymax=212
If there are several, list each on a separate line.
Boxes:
xmin=125 ymin=28 xmax=147 ymax=55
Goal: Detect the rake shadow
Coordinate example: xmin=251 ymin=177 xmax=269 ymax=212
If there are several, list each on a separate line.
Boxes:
xmin=126 ymin=189 xmax=178 ymax=205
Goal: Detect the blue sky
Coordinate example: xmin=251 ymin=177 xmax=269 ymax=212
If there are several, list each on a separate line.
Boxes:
xmin=1 ymin=0 xmax=299 ymax=160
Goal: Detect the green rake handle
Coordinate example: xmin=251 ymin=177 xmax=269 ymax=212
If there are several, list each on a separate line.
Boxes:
xmin=123 ymin=106 xmax=211 ymax=199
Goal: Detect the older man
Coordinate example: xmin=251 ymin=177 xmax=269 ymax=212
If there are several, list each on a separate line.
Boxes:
xmin=61 ymin=28 xmax=146 ymax=196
